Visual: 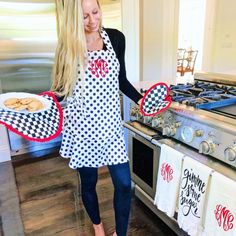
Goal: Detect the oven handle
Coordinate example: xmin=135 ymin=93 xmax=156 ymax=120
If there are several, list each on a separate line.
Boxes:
xmin=123 ymin=121 xmax=163 ymax=142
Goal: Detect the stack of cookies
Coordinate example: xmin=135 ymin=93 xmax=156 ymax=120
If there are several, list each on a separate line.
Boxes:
xmin=4 ymin=97 xmax=44 ymax=112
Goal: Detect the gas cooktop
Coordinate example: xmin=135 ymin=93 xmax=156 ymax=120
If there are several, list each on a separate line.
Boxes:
xmin=128 ymin=75 xmax=236 ymax=168
xmin=170 ymin=81 xmax=236 ymax=119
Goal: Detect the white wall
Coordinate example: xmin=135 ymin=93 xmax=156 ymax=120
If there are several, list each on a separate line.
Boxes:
xmin=121 ymin=0 xmax=179 ymax=85
xmin=101 ymin=1 xmax=122 ymax=31
xmin=121 ymin=0 xmax=140 ymax=83
xmin=203 ymin=0 xmax=236 ymax=74
xmin=122 ymin=0 xmax=236 ymax=82
xmin=141 ymin=0 xmax=179 ymax=85
xmin=178 ymin=0 xmax=206 ymax=71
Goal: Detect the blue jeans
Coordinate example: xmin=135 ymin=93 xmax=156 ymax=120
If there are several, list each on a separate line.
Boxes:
xmin=77 ymin=162 xmax=131 ymax=236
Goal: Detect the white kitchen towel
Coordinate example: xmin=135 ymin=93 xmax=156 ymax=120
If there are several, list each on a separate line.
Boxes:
xmin=177 ymin=156 xmax=213 ymax=236
xmin=202 ymin=172 xmax=236 ymax=236
xmin=154 ymin=144 xmax=184 ymax=217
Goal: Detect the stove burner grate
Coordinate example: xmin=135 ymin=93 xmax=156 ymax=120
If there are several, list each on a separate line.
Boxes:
xmin=170 ymin=81 xmax=236 ymax=107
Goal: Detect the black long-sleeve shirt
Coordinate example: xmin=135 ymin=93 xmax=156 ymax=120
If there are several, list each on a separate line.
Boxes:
xmin=105 ymin=28 xmax=143 ymax=104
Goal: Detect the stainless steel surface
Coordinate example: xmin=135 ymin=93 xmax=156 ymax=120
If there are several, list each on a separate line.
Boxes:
xmin=163 ymin=103 xmax=236 ymax=167
xmin=0 ymin=0 xmax=56 ymax=94
xmin=125 ymin=122 xmax=236 ymax=181
xmin=129 ymin=104 xmax=236 ymax=168
xmin=124 ymin=75 xmax=236 ymax=236
xmin=127 ymin=76 xmax=236 ymax=168
xmin=0 ymin=0 xmax=59 ymax=155
xmin=128 ymin=130 xmax=160 ymax=198
xmin=9 ymin=130 xmax=61 ymax=156
xmin=125 ymin=120 xmax=236 ymax=236
xmin=194 ymin=72 xmax=236 ymax=86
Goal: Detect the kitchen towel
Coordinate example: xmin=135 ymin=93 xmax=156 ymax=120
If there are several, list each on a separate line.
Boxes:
xmin=154 ymin=144 xmax=184 ymax=217
xmin=177 ymin=156 xmax=213 ymax=236
xmin=0 ymin=91 xmax=63 ymax=142
xmin=202 ymin=172 xmax=236 ymax=236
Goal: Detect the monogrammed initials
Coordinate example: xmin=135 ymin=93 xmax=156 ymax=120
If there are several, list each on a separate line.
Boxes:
xmin=161 ymin=162 xmax=173 ymax=183
xmin=89 ymin=59 xmax=109 ymax=78
xmin=214 ymin=204 xmax=234 ymax=231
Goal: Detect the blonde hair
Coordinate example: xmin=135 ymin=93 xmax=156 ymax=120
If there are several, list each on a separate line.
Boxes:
xmin=51 ymin=0 xmax=87 ymax=98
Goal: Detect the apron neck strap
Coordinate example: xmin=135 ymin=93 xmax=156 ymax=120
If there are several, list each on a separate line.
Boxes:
xmin=101 ymin=28 xmax=114 ymax=52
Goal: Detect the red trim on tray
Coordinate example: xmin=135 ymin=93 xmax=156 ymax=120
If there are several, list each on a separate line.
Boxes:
xmin=0 ymin=91 xmax=63 ymax=143
xmin=140 ymin=82 xmax=172 ymax=116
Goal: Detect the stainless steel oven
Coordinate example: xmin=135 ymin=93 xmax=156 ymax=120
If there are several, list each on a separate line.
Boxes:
xmin=128 ymin=129 xmax=161 ymax=199
xmin=123 ymin=73 xmax=236 ymax=235
xmin=124 ymin=121 xmax=236 ymax=236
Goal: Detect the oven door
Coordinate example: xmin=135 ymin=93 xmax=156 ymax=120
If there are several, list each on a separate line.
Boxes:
xmin=128 ymin=130 xmax=161 ymax=199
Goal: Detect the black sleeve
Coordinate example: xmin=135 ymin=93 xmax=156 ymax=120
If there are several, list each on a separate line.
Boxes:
xmin=106 ymin=28 xmax=143 ymax=104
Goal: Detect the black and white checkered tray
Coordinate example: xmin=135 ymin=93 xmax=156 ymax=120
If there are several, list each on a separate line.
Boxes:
xmin=140 ymin=82 xmax=172 ymax=116
xmin=0 ymin=91 xmax=63 ymax=142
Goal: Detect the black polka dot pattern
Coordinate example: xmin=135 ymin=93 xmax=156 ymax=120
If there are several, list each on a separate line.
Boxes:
xmin=60 ymin=29 xmax=128 ymax=169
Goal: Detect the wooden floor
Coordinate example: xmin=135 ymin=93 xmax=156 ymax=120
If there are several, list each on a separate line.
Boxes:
xmin=0 ymin=161 xmax=24 ymax=236
xmin=12 ymin=155 xmax=177 ymax=236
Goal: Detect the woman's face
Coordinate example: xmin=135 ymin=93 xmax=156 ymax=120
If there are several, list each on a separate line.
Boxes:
xmin=82 ymin=0 xmax=101 ymax=34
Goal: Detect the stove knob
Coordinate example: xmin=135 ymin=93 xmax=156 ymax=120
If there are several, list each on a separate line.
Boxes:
xmin=163 ymin=125 xmax=176 ymax=136
xmin=130 ymin=108 xmax=136 ymax=116
xmin=175 ymin=121 xmax=182 ymax=128
xmin=130 ymin=107 xmax=139 ymax=117
xmin=152 ymin=117 xmax=162 ymax=128
xmin=199 ymin=141 xmax=215 ymax=155
xmin=224 ymin=145 xmax=236 ymax=162
xmin=144 ymin=116 xmax=152 ymax=125
xmin=133 ymin=108 xmax=143 ymax=119
xmin=195 ymin=129 xmax=204 ymax=137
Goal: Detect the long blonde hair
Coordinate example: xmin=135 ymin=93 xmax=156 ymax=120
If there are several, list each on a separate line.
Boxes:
xmin=51 ymin=0 xmax=87 ymax=98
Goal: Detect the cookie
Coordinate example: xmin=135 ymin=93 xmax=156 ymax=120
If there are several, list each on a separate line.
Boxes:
xmin=3 ymin=96 xmax=44 ymax=112
xmin=20 ymin=97 xmax=36 ymax=105
xmin=4 ymin=98 xmax=20 ymax=106
xmin=27 ymin=100 xmax=44 ymax=112
xmin=14 ymin=104 xmax=28 ymax=111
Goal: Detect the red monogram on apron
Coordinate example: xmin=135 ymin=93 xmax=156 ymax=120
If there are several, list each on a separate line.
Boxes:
xmin=89 ymin=58 xmax=109 ymax=78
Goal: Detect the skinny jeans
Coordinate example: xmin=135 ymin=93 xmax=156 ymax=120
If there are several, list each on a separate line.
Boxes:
xmin=77 ymin=162 xmax=131 ymax=236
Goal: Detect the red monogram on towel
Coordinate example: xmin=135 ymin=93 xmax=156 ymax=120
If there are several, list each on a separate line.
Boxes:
xmin=214 ymin=204 xmax=234 ymax=231
xmin=89 ymin=59 xmax=109 ymax=78
xmin=161 ymin=162 xmax=173 ymax=183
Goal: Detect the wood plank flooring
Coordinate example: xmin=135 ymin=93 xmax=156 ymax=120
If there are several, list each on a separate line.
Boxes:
xmin=13 ymin=155 xmax=177 ymax=236
xmin=0 ymin=162 xmax=24 ymax=236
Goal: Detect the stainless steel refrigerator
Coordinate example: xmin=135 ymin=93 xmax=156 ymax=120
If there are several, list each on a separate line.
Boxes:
xmin=0 ymin=0 xmax=61 ymax=156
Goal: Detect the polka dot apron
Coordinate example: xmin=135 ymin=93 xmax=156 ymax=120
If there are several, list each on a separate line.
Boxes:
xmin=60 ymin=29 xmax=128 ymax=169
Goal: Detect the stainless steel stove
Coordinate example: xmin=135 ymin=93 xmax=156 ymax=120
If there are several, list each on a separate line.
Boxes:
xmin=128 ymin=73 xmax=236 ymax=168
xmin=123 ymin=73 xmax=236 ymax=236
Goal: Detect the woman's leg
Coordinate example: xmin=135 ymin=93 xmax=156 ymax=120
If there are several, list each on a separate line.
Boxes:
xmin=78 ymin=167 xmax=105 ymax=236
xmin=77 ymin=167 xmax=101 ymax=224
xmin=108 ymin=162 xmax=132 ymax=236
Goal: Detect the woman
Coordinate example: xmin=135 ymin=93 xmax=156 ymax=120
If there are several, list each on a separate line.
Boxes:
xmin=51 ymin=0 xmax=142 ymax=235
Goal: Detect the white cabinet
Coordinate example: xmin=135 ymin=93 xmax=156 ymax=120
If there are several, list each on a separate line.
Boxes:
xmin=0 ymin=124 xmax=11 ymax=162
xmin=121 ymin=0 xmax=179 ymax=85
